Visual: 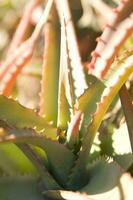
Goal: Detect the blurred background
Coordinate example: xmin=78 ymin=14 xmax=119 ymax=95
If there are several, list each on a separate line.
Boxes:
xmin=0 ymin=0 xmax=118 ymax=60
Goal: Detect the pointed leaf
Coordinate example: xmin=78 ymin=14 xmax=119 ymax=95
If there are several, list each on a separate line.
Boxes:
xmin=57 ymin=17 xmax=71 ymax=130
xmin=68 ymin=48 xmax=133 ymax=188
xmin=39 ymin=5 xmax=60 ymax=125
xmin=84 ymin=48 xmax=133 ymax=159
xmin=113 ymin=153 xmax=133 ymax=170
xmin=80 ymin=159 xmax=124 ymax=195
xmin=0 ymin=95 xmax=56 ymax=139
xmin=7 ymin=0 xmax=41 ymax=55
xmin=0 ymin=0 xmax=53 ymax=96
xmin=89 ymin=0 xmax=133 ymax=79
xmin=57 ymin=84 xmax=71 ymax=130
xmin=66 ymin=112 xmax=82 ymax=150
xmin=75 ymin=79 xmax=105 ymax=137
xmin=55 ymin=0 xmax=87 ymax=97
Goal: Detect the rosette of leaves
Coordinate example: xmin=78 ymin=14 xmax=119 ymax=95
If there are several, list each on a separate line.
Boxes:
xmin=0 ymin=0 xmax=133 ymax=200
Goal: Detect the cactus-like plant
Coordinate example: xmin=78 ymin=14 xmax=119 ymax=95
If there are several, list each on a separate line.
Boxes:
xmin=0 ymin=0 xmax=133 ymax=199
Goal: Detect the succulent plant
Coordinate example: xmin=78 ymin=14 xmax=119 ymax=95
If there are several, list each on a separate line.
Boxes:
xmin=0 ymin=0 xmax=133 ymax=199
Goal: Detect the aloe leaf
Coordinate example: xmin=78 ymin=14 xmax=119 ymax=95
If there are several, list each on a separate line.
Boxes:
xmin=68 ymin=48 xmax=133 ymax=188
xmin=66 ymin=112 xmax=82 ymax=151
xmin=39 ymin=5 xmax=60 ymax=125
xmin=0 ymin=143 xmax=37 ymax=176
xmin=55 ymin=0 xmax=87 ymax=98
xmin=0 ymin=176 xmax=44 ymax=200
xmin=0 ymin=0 xmax=53 ymax=96
xmin=83 ymin=48 xmax=133 ymax=157
xmin=89 ymin=0 xmax=133 ymax=79
xmin=57 ymin=16 xmax=71 ymax=130
xmin=119 ymin=84 xmax=133 ymax=151
xmin=75 ymin=79 xmax=105 ymax=137
xmin=43 ymin=190 xmax=92 ymax=200
xmin=80 ymin=158 xmax=124 ymax=195
xmin=57 ymin=83 xmax=70 ymax=130
xmin=0 ymin=120 xmax=60 ymax=189
xmin=0 ymin=95 xmax=56 ymax=139
xmin=7 ymin=0 xmax=41 ymax=55
xmin=113 ymin=153 xmax=133 ymax=170
xmin=0 ymin=120 xmax=75 ymax=187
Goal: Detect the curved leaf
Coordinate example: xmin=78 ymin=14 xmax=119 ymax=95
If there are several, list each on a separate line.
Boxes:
xmin=68 ymin=48 xmax=133 ymax=188
xmin=75 ymin=79 xmax=105 ymax=137
xmin=39 ymin=5 xmax=60 ymax=125
xmin=89 ymin=0 xmax=133 ymax=79
xmin=0 ymin=143 xmax=37 ymax=176
xmin=80 ymin=159 xmax=123 ymax=195
xmin=113 ymin=153 xmax=133 ymax=170
xmin=7 ymin=0 xmax=41 ymax=55
xmin=0 ymin=0 xmax=53 ymax=96
xmin=57 ymin=17 xmax=71 ymax=130
xmin=83 ymin=48 xmax=133 ymax=160
xmin=66 ymin=112 xmax=82 ymax=150
xmin=0 ymin=95 xmax=56 ymax=138
xmin=0 ymin=120 xmax=75 ymax=187
xmin=55 ymin=0 xmax=87 ymax=97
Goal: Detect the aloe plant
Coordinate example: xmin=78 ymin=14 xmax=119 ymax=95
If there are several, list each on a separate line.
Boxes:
xmin=0 ymin=0 xmax=133 ymax=199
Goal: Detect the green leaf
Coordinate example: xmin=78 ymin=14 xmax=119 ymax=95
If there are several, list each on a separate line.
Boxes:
xmin=84 ymin=48 xmax=133 ymax=151
xmin=55 ymin=0 xmax=87 ymax=98
xmin=0 ymin=120 xmax=75 ymax=187
xmin=0 ymin=95 xmax=56 ymax=139
xmin=68 ymin=48 xmax=133 ymax=188
xmin=0 ymin=120 xmax=59 ymax=189
xmin=80 ymin=158 xmax=124 ymax=195
xmin=113 ymin=153 xmax=133 ymax=170
xmin=75 ymin=79 xmax=105 ymax=137
xmin=57 ymin=19 xmax=71 ymax=130
xmin=0 ymin=143 xmax=37 ymax=175
xmin=0 ymin=176 xmax=44 ymax=200
xmin=66 ymin=112 xmax=82 ymax=151
xmin=57 ymin=83 xmax=71 ymax=130
xmin=39 ymin=6 xmax=60 ymax=126
xmin=0 ymin=95 xmax=48 ymax=130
